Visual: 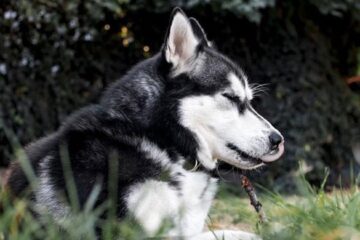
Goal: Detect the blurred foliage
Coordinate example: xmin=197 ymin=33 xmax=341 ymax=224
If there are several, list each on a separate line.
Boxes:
xmin=0 ymin=0 xmax=146 ymax=163
xmin=309 ymin=0 xmax=360 ymax=19
xmin=106 ymin=0 xmax=360 ymax=23
xmin=0 ymin=0 xmax=360 ymax=188
xmin=126 ymin=0 xmax=276 ymax=23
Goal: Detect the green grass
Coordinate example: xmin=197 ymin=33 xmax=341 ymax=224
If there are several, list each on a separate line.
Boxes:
xmin=259 ymin=189 xmax=360 ymax=240
xmin=209 ymin=176 xmax=360 ymax=240
xmin=1 ymin=173 xmax=360 ymax=239
xmin=0 ymin=189 xmax=147 ymax=240
xmin=258 ymin=183 xmax=360 ymax=240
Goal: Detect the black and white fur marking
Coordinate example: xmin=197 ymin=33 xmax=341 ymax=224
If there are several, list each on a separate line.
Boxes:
xmin=7 ymin=8 xmax=284 ymax=240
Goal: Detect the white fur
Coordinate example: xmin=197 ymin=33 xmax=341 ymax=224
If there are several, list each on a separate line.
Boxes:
xmin=126 ymin=166 xmax=218 ymax=237
xmin=169 ymin=171 xmax=218 ymax=237
xmin=126 ymin=180 xmax=180 ymax=235
xmin=140 ymin=138 xmax=172 ymax=167
xmin=228 ymin=72 xmax=253 ymax=101
xmin=125 ymin=168 xmax=261 ymax=239
xmin=35 ymin=156 xmax=70 ymax=221
xmin=179 ymin=71 xmax=282 ymax=170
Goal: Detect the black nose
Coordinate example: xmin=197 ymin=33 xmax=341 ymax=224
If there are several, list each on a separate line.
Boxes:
xmin=269 ymin=132 xmax=282 ymax=150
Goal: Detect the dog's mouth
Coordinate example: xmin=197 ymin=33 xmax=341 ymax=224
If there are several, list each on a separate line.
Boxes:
xmin=225 ymin=143 xmax=284 ymax=169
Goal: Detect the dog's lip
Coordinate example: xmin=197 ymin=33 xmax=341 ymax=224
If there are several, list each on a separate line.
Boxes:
xmin=226 ymin=142 xmax=284 ymax=165
xmin=260 ymin=141 xmax=285 ymax=162
xmin=226 ymin=143 xmax=264 ymax=165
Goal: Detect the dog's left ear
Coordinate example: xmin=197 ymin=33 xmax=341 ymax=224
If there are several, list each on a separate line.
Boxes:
xmin=163 ymin=8 xmax=200 ymax=68
xmin=189 ymin=17 xmax=210 ymax=47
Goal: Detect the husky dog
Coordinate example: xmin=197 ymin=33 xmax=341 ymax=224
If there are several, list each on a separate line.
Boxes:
xmin=7 ymin=8 xmax=284 ymax=240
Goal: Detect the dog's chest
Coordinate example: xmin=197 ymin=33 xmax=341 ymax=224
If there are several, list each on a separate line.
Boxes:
xmin=126 ymin=170 xmax=218 ymax=236
xmin=178 ymin=171 xmax=218 ymax=205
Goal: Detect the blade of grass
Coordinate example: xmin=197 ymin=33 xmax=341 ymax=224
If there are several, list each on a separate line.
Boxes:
xmin=59 ymin=143 xmax=79 ymax=212
xmin=0 ymin=113 xmax=38 ymax=191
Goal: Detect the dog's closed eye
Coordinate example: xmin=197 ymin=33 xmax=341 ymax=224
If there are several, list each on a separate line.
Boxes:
xmin=222 ymin=93 xmax=246 ymax=113
xmin=222 ymin=93 xmax=240 ymax=102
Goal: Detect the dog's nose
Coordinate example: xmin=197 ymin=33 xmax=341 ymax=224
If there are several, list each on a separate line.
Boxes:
xmin=269 ymin=132 xmax=283 ymax=150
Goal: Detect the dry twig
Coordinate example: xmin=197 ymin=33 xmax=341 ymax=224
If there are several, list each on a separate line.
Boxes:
xmin=240 ymin=174 xmax=267 ymax=223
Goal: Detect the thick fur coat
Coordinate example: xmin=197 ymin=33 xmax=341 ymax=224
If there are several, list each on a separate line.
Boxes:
xmin=7 ymin=8 xmax=284 ymax=240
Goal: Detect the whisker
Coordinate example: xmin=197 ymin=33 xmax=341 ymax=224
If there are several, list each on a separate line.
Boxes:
xmin=250 ymin=83 xmax=270 ymax=91
xmin=250 ymin=83 xmax=271 ymax=97
xmin=215 ymin=164 xmax=227 ymax=182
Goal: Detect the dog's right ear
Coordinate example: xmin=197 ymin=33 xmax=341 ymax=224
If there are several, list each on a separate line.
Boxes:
xmin=163 ymin=8 xmax=200 ymax=70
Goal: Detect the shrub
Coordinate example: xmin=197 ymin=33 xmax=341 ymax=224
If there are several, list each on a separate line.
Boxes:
xmin=0 ymin=0 xmax=359 ymax=188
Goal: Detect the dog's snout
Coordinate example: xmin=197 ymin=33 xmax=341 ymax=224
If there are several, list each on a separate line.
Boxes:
xmin=269 ymin=132 xmax=282 ymax=150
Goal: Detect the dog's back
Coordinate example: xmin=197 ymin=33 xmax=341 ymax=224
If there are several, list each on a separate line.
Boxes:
xmin=6 ymin=54 xmax=165 ymax=198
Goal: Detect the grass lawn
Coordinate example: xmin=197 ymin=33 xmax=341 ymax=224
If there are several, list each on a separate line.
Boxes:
xmin=209 ymin=180 xmax=360 ymax=240
xmin=1 ymin=175 xmax=360 ymax=239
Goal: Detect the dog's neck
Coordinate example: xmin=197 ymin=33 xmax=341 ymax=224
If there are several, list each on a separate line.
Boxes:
xmin=135 ymin=133 xmax=218 ymax=178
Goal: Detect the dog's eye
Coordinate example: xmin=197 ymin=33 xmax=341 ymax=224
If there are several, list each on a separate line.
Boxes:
xmin=222 ymin=93 xmax=246 ymax=113
xmin=222 ymin=93 xmax=240 ymax=103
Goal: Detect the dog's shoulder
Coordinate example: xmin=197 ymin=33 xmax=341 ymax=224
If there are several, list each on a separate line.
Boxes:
xmin=100 ymin=54 xmax=166 ymax=127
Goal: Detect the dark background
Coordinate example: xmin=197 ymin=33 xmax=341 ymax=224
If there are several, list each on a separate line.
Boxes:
xmin=1 ymin=0 xmax=359 ymax=191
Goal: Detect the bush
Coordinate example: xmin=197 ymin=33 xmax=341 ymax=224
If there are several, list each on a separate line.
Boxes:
xmin=0 ymin=0 xmax=359 ymax=188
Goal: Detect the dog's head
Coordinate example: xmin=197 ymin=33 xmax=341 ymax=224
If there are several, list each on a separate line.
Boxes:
xmin=161 ymin=8 xmax=284 ymax=170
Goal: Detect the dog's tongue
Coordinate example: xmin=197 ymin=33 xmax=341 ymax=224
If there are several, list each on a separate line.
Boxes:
xmin=260 ymin=142 xmax=285 ymax=162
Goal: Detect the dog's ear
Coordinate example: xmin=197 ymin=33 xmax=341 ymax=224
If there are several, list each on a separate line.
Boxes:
xmin=189 ymin=17 xmax=210 ymax=47
xmin=163 ymin=8 xmax=200 ymax=68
